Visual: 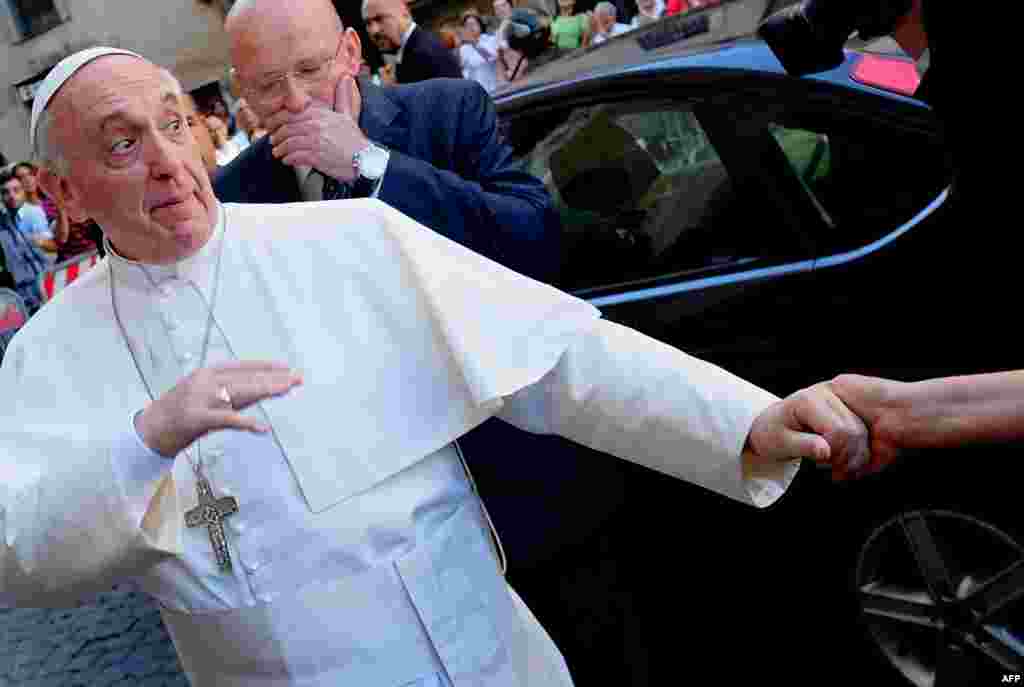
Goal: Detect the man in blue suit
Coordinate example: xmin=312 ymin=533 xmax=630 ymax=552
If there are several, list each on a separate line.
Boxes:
xmin=219 ymin=0 xmax=636 ymax=681
xmin=217 ymin=0 xmax=558 ymax=281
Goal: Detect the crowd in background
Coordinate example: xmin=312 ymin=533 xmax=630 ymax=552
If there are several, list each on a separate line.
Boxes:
xmin=437 ymin=0 xmax=721 ymax=93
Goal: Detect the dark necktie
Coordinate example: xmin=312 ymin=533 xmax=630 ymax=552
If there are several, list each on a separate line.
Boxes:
xmin=322 ymin=172 xmax=376 ymax=201
xmin=320 ymin=173 xmax=350 ymax=201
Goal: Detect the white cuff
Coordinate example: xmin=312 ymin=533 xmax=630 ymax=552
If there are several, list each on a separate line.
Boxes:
xmin=498 ymin=318 xmax=798 ymax=508
xmin=743 ymin=458 xmax=802 ymax=508
xmin=111 ymin=411 xmax=175 ymax=529
xmin=369 ymin=153 xmax=390 ymax=199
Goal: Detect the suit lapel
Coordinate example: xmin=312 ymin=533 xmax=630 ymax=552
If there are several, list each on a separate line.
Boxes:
xmin=396 ymin=27 xmax=423 ymax=84
xmin=251 ymin=136 xmax=303 ymax=203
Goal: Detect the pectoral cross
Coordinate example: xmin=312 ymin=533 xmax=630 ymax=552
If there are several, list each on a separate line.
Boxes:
xmin=185 ymin=473 xmax=239 ymax=572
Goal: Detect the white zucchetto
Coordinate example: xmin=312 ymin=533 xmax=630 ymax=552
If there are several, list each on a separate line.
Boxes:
xmin=30 ymin=46 xmax=143 ymax=153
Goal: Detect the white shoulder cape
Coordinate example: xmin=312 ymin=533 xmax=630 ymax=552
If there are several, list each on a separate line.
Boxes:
xmin=2 ymin=199 xmax=600 ymax=515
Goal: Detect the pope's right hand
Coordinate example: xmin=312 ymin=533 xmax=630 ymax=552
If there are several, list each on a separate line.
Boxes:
xmin=135 ymin=361 xmax=303 ymax=458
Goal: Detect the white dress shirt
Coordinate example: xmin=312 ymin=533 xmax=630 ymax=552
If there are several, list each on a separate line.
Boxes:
xmin=7 ymin=202 xmax=51 ymax=239
xmin=396 ymin=21 xmax=418 ymax=65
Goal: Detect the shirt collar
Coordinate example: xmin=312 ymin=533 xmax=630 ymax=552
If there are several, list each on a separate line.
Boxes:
xmin=397 ymin=22 xmax=417 ymax=64
xmin=105 ymin=202 xmax=226 ymax=292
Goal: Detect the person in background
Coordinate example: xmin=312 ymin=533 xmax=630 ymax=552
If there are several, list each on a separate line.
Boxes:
xmin=206 ymin=114 xmax=245 ymax=166
xmin=228 ymin=100 xmax=252 ymax=149
xmin=550 ymin=0 xmax=589 ymax=50
xmin=50 ymin=198 xmax=100 ymax=264
xmin=208 ymin=95 xmax=239 ymax=137
xmin=1 ymin=172 xmax=53 ymax=253
xmin=13 ymin=162 xmax=58 ymax=223
xmin=363 ymin=0 xmax=462 ymax=84
xmin=630 ymin=0 xmax=663 ymax=28
xmin=234 ymin=97 xmax=268 ymax=144
xmin=0 ymin=171 xmax=47 ymax=313
xmin=494 ymin=0 xmax=530 ymax=86
xmin=182 ymin=93 xmax=220 ymax=176
xmin=460 ymin=12 xmax=500 ymax=94
xmin=590 ymin=1 xmax=629 ymax=44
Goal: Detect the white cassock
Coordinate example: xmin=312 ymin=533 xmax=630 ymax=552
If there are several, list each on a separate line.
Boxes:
xmin=0 ymin=199 xmax=799 ymax=687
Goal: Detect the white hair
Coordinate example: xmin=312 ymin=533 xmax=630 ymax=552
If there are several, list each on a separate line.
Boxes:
xmin=33 ymin=107 xmax=67 ymax=175
xmin=594 ymin=1 xmax=616 ymax=18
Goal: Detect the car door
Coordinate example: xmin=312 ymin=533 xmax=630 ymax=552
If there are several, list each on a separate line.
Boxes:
xmin=501 ymin=91 xmax=826 ymax=397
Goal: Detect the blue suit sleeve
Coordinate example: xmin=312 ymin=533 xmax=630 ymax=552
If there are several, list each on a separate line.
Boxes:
xmin=376 ymin=83 xmax=561 ymax=283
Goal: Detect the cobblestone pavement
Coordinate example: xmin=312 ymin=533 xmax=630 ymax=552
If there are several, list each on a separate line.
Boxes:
xmin=0 ymin=586 xmax=187 ymax=687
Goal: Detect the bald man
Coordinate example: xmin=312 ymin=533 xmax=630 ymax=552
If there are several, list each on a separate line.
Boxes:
xmin=215 ymin=0 xmax=559 ymax=281
xmin=183 ymin=93 xmax=219 ymax=175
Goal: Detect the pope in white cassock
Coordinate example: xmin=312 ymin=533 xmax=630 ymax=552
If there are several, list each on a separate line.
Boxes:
xmin=0 ymin=48 xmax=871 ymax=687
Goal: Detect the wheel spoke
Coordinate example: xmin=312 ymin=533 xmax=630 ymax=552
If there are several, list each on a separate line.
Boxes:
xmin=900 ymin=512 xmax=957 ymax=602
xmin=860 ymin=582 xmax=943 ymax=629
xmin=966 ymin=558 xmax=1024 ymax=622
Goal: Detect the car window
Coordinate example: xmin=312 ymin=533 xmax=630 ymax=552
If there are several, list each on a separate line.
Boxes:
xmin=770 ymin=121 xmax=949 ymax=255
xmin=506 ymin=101 xmax=771 ymax=293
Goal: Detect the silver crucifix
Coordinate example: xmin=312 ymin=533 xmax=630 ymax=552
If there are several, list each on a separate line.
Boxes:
xmin=185 ymin=472 xmax=240 ymax=572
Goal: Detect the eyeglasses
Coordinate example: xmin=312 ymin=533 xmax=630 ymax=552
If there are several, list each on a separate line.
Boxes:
xmin=239 ymin=39 xmax=342 ymax=107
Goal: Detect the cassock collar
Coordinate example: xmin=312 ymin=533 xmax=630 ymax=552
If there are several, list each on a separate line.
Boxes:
xmin=104 ymin=203 xmax=226 ymax=292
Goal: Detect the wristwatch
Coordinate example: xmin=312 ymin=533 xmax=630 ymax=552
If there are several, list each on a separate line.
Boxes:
xmin=352 ymin=141 xmax=390 ymax=182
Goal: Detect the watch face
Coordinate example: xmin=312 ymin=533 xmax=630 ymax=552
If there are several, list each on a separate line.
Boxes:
xmin=359 ymin=145 xmax=388 ymax=179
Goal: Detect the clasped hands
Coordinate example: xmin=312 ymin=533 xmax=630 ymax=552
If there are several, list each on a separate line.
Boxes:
xmin=745 ymin=374 xmax=905 ymax=482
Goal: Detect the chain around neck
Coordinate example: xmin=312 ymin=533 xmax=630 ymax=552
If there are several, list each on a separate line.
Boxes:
xmin=108 ymin=209 xmax=229 ymax=478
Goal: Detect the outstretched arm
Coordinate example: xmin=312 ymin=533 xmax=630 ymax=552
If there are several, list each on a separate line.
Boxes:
xmin=829 ymin=371 xmax=1024 ymax=476
xmin=497 ymin=318 xmax=869 ymax=507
